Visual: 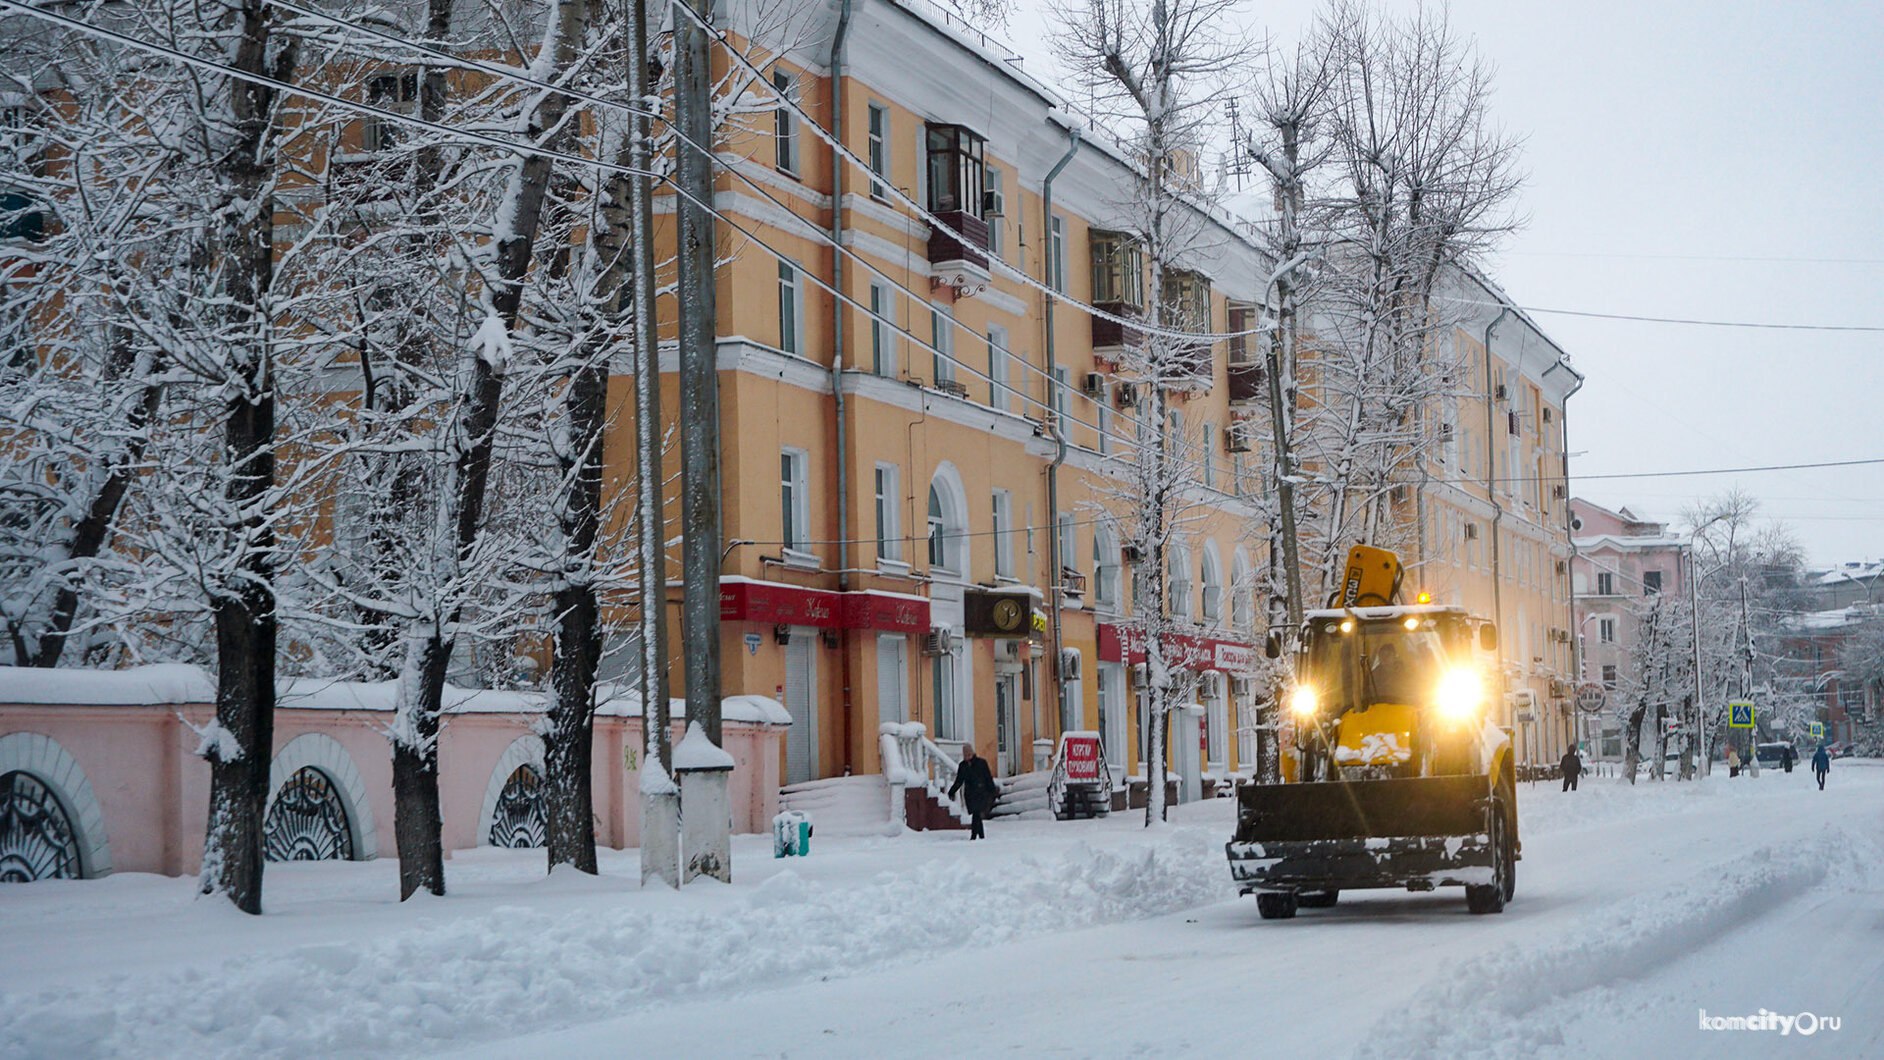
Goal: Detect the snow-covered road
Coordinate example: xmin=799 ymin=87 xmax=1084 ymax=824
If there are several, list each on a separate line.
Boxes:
xmin=4 ymin=762 xmax=1879 ymax=1058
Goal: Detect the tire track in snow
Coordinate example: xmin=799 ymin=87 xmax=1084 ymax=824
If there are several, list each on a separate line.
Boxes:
xmin=1355 ymin=824 xmax=1868 ymax=1058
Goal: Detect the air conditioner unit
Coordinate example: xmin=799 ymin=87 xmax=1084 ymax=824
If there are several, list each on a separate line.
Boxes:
xmin=996 ymin=638 xmax=1022 ymax=662
xmin=1083 ymin=372 xmax=1106 ymax=397
xmin=982 ymin=187 xmax=1006 ymax=218
xmin=1552 ymin=484 xmax=1567 ymax=499
xmin=1120 ymin=544 xmax=1143 ymax=565
xmin=1463 ymin=522 xmax=1479 ymax=540
xmin=1115 ymin=384 xmax=1139 ymax=409
xmin=1058 ymin=648 xmax=1083 ymax=682
xmin=1555 ymin=559 xmax=1567 ymax=575
xmin=1438 ymin=423 xmax=1455 ymax=442
xmin=1494 ymin=384 xmax=1509 ymax=401
xmin=1225 ymin=424 xmax=1251 ymax=453
xmin=1543 ymin=407 xmax=1554 ymax=424
xmin=921 ymin=628 xmax=955 ymax=656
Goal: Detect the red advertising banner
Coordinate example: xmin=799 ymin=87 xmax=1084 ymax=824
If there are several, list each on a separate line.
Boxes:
xmin=719 ymin=579 xmax=930 ymax=635
xmin=1061 ymin=733 xmax=1103 ymax=783
xmin=1094 ymin=623 xmax=1256 ymax=673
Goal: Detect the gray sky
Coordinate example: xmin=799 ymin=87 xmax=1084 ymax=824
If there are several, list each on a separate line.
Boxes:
xmin=1004 ymin=0 xmax=1884 ymax=565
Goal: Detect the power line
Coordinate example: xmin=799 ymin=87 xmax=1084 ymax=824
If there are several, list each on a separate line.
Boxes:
xmin=1506 ymin=250 xmax=1884 ymax=266
xmin=1450 ymin=297 xmax=1884 ymax=333
xmin=1420 ymin=456 xmax=1884 ymax=487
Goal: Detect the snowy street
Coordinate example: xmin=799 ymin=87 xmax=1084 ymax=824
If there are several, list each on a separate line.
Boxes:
xmin=3 ymin=762 xmax=1878 ymax=1058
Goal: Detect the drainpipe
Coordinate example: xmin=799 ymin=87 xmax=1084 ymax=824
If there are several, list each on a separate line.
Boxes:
xmin=1042 ymin=126 xmax=1082 ymax=746
xmin=1545 ymin=357 xmax=1584 ymax=756
xmin=1482 ymin=307 xmax=1512 ymax=703
xmin=829 ymin=0 xmax=855 ymax=773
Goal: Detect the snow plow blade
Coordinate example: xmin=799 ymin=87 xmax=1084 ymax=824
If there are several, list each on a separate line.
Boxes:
xmin=1225 ymin=775 xmax=1495 ymax=893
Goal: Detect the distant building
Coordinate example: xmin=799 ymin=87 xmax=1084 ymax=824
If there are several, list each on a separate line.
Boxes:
xmin=1799 ymin=560 xmax=1884 ymax=611
xmin=1776 ymin=605 xmax=1881 ymax=749
xmin=1570 ymin=500 xmax=1689 ymax=759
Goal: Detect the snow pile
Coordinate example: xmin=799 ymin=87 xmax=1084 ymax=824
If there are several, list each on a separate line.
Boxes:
xmin=0 ymin=828 xmax=1229 ymax=1057
xmin=1357 ymin=819 xmax=1875 ymax=1058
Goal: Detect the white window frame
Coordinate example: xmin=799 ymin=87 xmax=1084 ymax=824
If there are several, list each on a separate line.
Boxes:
xmin=1052 ymin=365 xmax=1070 ymax=425
xmin=875 ymin=463 xmax=901 ymax=563
xmin=992 ymin=489 xmax=1014 ymax=580
xmin=868 ymin=280 xmax=896 ymax=377
xmin=1598 ymin=616 xmax=1617 ymax=644
xmin=1057 ymin=512 xmax=1077 ymax=579
xmin=987 ymin=325 xmax=1010 ymax=411
xmin=777 ymin=260 xmax=801 ymax=356
xmin=780 ymin=448 xmax=809 ymax=554
xmin=985 ymin=165 xmax=1004 ymax=257
xmin=1094 ymin=525 xmax=1120 ymax=609
xmin=866 ymin=101 xmax=889 ymax=199
xmin=931 ymin=305 xmax=955 ymax=386
xmin=772 ymin=71 xmax=799 ymax=175
xmin=1049 ymin=214 xmax=1066 ymax=292
xmin=1169 ymin=544 xmax=1193 ymax=622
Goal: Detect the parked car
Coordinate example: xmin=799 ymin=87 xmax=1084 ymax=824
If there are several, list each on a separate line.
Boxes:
xmin=1753 ymin=742 xmax=1793 ymax=771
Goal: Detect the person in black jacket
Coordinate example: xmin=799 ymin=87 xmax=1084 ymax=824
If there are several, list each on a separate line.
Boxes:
xmin=1560 ymin=747 xmax=1583 ymax=792
xmin=949 ymin=744 xmax=999 ymax=840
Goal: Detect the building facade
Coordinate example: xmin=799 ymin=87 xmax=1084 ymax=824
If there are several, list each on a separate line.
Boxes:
xmin=1570 ymin=500 xmax=1692 ymax=760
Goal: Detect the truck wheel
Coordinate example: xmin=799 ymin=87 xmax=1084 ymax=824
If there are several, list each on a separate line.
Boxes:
xmin=1298 ymin=890 xmax=1339 ymax=908
xmin=1466 ymin=799 xmax=1511 ymax=915
xmin=1257 ymin=892 xmax=1299 ymax=920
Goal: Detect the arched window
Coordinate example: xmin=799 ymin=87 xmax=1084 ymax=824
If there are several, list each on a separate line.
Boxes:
xmin=263 ymin=767 xmax=355 ymax=862
xmin=1093 ymin=523 xmax=1121 ymax=609
xmin=488 ymin=764 xmax=546 ymax=848
xmin=1200 ymin=544 xmax=1224 ymax=625
xmin=0 ymin=771 xmax=81 ymax=882
xmin=1168 ymin=543 xmax=1192 ymax=622
xmin=926 ymin=468 xmax=968 ymax=577
xmin=1231 ymin=549 xmax=1255 ymax=634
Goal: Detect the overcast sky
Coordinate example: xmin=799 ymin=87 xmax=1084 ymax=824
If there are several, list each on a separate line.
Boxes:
xmin=1003 ymin=0 xmax=1884 ymax=567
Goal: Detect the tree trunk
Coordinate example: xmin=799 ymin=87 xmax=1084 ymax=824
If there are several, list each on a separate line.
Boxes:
xmin=390 ymin=0 xmax=586 ymax=899
xmin=197 ymin=0 xmax=287 ymax=916
xmin=544 ymin=360 xmax=606 ymax=874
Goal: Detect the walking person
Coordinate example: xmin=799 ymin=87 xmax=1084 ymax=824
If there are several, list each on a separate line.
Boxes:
xmin=1812 ymin=745 xmax=1831 ymax=791
xmin=1782 ymin=745 xmax=1796 ymax=774
xmin=1727 ymin=746 xmax=1741 ymax=778
xmin=949 ymin=744 xmax=999 ymax=840
xmin=1560 ymin=746 xmax=1584 ymax=792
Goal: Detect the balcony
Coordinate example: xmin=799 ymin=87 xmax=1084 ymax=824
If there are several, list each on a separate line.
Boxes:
xmin=1227 ymin=357 xmax=1265 ymax=404
xmin=927 ymin=210 xmax=991 ymax=296
xmin=1090 ymin=303 xmax=1143 ymax=361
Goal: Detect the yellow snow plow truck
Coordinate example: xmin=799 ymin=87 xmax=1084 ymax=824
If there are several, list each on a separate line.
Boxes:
xmin=1227 ymin=545 xmax=1518 ymax=918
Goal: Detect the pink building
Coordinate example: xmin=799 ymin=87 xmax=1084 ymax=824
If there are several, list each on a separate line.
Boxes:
xmin=1570 ymin=499 xmax=1690 ymax=759
xmin=0 ymin=665 xmax=786 ymax=881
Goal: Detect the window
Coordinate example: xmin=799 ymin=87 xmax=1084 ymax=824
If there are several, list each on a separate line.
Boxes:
xmin=1098 ymin=396 xmax=1114 ymax=457
xmin=985 ymin=166 xmax=1004 ymax=256
xmin=1049 ymin=215 xmax=1066 ymax=292
xmin=931 ymin=306 xmax=954 ymax=386
xmin=777 ymin=261 xmax=800 ymax=355
xmin=1094 ymin=525 xmax=1120 ymax=608
xmin=993 ymin=490 xmax=1014 ymax=579
xmin=1169 ymin=546 xmax=1192 ymax=622
xmin=772 ymin=71 xmax=799 ymax=175
xmin=875 ymin=464 xmax=900 ymax=562
xmin=1052 ymin=365 xmax=1070 ymax=424
xmin=987 ymin=326 xmax=1010 ymax=411
xmin=1599 ymin=617 xmax=1616 ymax=644
xmin=933 ymin=650 xmax=959 ymax=741
xmin=1231 ymin=553 xmax=1254 ymax=633
xmin=928 ymin=486 xmax=946 ymax=569
xmin=866 ymin=102 xmax=889 ymax=199
xmin=1596 ymin=571 xmax=1615 ymax=596
xmin=363 ymin=72 xmax=418 ymax=153
xmin=1201 ymin=422 xmax=1215 ymax=490
xmin=869 ymin=281 xmax=895 ymax=376
xmin=1200 ymin=549 xmax=1223 ymax=623
xmin=1057 ymin=512 xmax=1078 ymax=576
xmin=1090 ymin=230 xmax=1144 ymax=308
xmin=780 ymin=450 xmax=808 ymax=552
xmin=1643 ymin=570 xmax=1663 ymax=595
xmin=1601 ymin=663 xmax=1618 ymax=688
xmin=1161 ymin=269 xmax=1210 ymax=330
xmin=924 ymin=123 xmax=985 ymax=216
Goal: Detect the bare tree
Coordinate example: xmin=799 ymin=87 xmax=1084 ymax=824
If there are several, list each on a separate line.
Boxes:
xmin=1054 ymin=0 xmax=1246 ymax=823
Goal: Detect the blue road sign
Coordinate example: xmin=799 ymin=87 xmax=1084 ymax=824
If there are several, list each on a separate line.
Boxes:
xmin=1728 ymin=700 xmax=1755 ymax=729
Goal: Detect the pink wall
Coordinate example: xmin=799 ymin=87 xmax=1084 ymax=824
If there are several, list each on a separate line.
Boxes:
xmin=0 ymin=702 xmax=784 ymax=878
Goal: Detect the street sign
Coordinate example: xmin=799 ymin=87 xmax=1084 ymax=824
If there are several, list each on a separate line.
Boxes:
xmin=1060 ymin=733 xmax=1103 ymax=783
xmin=1575 ymin=682 xmax=1606 ymax=714
xmin=1810 ymin=721 xmax=1824 ymax=739
xmin=1728 ymin=700 xmax=1756 ymax=729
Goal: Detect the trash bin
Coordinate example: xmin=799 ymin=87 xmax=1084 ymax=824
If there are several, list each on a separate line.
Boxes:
xmin=773 ymin=811 xmax=812 ymax=857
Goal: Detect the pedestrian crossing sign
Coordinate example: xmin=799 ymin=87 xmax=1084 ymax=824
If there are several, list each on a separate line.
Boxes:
xmin=1728 ymin=700 xmax=1756 ymax=729
xmin=1811 ymin=721 xmax=1824 ymax=739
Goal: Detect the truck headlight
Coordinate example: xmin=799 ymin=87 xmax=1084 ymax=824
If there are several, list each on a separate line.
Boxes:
xmin=1435 ymin=667 xmax=1484 ymax=722
xmin=1289 ymin=684 xmax=1319 ymax=717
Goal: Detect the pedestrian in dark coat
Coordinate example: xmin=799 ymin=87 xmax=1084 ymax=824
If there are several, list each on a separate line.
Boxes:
xmin=1782 ymin=745 xmax=1795 ymax=773
xmin=949 ymin=744 xmax=999 ymax=840
xmin=1560 ymin=747 xmax=1584 ymax=792
xmin=1812 ymin=746 xmax=1831 ymax=790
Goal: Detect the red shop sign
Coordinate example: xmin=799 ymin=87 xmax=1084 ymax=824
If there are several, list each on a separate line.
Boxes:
xmin=1061 ymin=733 xmax=1103 ymax=783
xmin=720 ymin=579 xmax=930 ymax=635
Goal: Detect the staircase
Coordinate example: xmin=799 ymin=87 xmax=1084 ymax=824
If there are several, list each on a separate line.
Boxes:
xmin=989 ymin=771 xmax=1053 ymax=820
xmin=778 ymin=775 xmax=897 ymax=837
xmin=879 ymin=723 xmax=972 ymax=831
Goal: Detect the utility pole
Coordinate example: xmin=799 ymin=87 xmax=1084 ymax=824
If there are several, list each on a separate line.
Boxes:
xmin=673 ymin=0 xmax=731 ymax=882
xmin=630 ymin=0 xmax=679 ymax=888
xmin=1739 ymin=574 xmax=1759 ymax=778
